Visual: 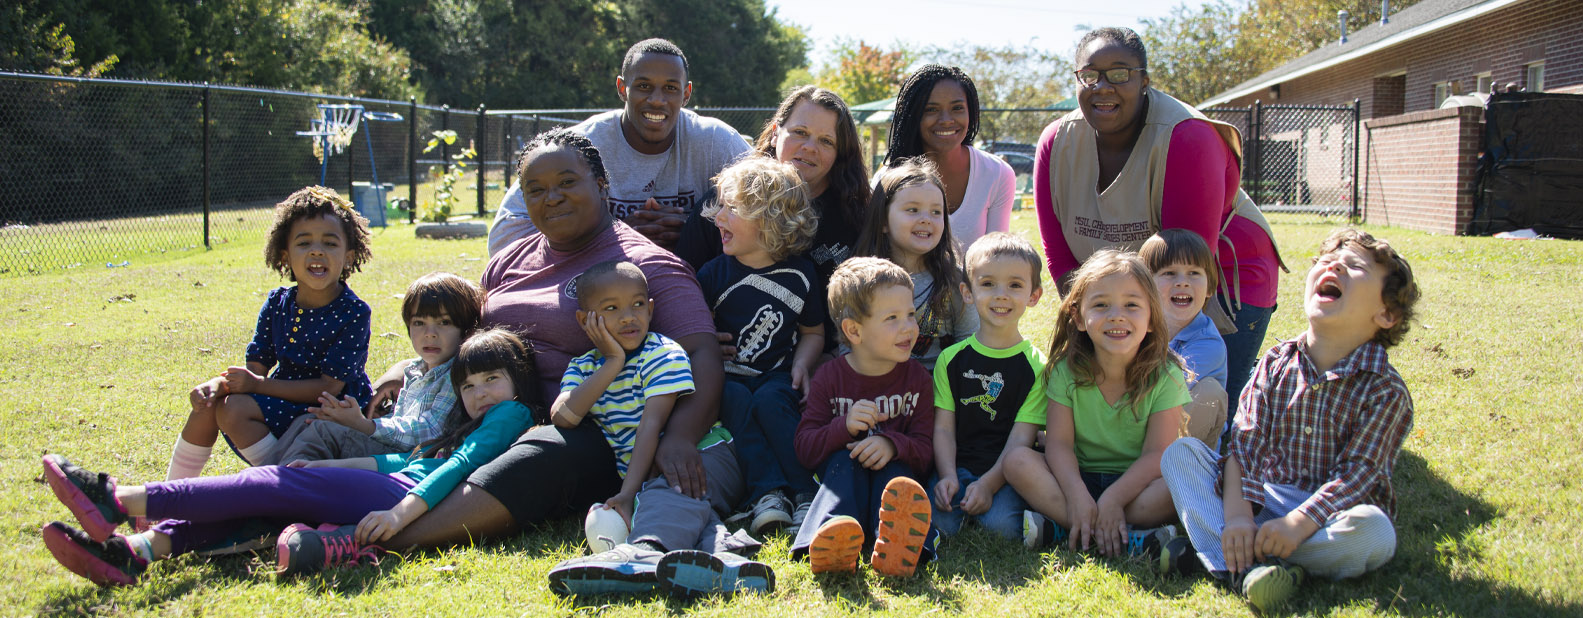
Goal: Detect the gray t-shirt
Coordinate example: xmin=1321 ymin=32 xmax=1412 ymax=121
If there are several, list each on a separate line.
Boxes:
xmin=488 ymin=109 xmax=750 ymax=255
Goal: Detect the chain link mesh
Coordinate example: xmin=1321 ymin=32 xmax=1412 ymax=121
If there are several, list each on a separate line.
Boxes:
xmin=1 ymin=72 xmax=1357 ymax=276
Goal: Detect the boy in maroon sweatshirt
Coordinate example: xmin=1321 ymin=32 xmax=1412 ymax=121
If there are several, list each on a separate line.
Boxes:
xmin=790 ymin=257 xmax=936 ymax=577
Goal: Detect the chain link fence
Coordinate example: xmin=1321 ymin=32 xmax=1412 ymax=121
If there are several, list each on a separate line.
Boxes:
xmin=1 ymin=70 xmax=1358 ymax=276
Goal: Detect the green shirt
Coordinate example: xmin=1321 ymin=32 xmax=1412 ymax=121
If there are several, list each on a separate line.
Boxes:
xmin=1040 ymin=360 xmax=1189 ymax=475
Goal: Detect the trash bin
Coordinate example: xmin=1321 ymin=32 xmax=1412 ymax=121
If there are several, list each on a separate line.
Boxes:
xmin=351 ymin=182 xmax=390 ymax=227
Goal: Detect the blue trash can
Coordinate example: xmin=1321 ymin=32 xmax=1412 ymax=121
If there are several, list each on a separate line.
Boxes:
xmin=351 ymin=182 xmax=389 ymax=227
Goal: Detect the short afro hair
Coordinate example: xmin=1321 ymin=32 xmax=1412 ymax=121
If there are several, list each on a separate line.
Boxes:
xmin=263 ymin=186 xmax=372 ymax=282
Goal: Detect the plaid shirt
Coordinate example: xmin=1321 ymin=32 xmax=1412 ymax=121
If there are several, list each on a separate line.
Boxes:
xmin=1228 ymin=337 xmax=1413 ymax=525
xmin=370 ymin=357 xmax=457 ymax=450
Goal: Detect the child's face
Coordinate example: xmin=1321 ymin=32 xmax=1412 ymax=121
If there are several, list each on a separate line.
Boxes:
xmin=715 ymin=201 xmax=770 ymax=265
xmin=1305 ymin=243 xmax=1397 ymax=334
xmin=1153 ymin=261 xmax=1210 ymax=328
xmin=281 ymin=213 xmax=349 ymax=291
xmin=1076 ymin=272 xmax=1153 ymax=362
xmin=459 ymin=368 xmax=515 ymax=419
xmin=845 ymin=284 xmax=918 ymax=366
xmin=408 ymin=311 xmax=463 ymax=370
xmin=578 ymin=276 xmax=653 ymax=353
xmin=885 ymin=184 xmax=946 ymax=267
xmin=963 ymin=256 xmax=1042 ymax=330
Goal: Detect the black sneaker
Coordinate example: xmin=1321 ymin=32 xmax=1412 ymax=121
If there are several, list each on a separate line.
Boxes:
xmin=1243 ymin=559 xmax=1305 ymax=611
xmin=786 ymin=492 xmax=816 ymax=538
xmin=547 ymin=543 xmax=662 ymax=597
xmin=1136 ymin=526 xmax=1192 ymax=575
xmin=41 ymin=521 xmax=147 ymax=587
xmin=42 ymin=454 xmax=128 ymax=542
xmin=1021 ymin=510 xmax=1068 ymax=549
xmin=748 ymin=491 xmax=792 ymax=537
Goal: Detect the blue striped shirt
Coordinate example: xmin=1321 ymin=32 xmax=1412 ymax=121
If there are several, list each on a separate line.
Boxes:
xmin=561 ymin=332 xmax=695 ymax=476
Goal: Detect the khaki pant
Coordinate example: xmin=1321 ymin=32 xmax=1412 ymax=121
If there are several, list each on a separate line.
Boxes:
xmin=1181 ymin=378 xmax=1229 ymax=452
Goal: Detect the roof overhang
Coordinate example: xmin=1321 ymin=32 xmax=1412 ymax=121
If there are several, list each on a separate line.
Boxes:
xmin=1198 ymin=0 xmax=1527 ymax=107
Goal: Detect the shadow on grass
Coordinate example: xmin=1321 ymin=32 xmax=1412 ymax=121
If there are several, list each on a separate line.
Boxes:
xmin=1266 ymin=450 xmax=1578 ymax=617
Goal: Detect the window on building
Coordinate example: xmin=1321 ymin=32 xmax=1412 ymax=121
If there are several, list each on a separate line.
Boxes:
xmin=1434 ymin=82 xmax=1451 ymax=107
xmin=1476 ymin=73 xmax=1493 ymax=95
xmin=1526 ymin=62 xmax=1545 ymax=91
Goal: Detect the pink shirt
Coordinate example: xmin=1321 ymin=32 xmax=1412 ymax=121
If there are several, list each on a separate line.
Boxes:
xmin=794 ymin=355 xmax=935 ymax=478
xmin=481 ymin=222 xmax=715 ymax=405
xmin=1034 ymin=119 xmax=1279 ymax=307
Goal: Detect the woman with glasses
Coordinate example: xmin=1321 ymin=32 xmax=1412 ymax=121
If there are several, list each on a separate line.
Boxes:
xmin=1033 ymin=27 xmax=1282 ymax=403
xmin=882 ymin=65 xmax=1017 ymax=248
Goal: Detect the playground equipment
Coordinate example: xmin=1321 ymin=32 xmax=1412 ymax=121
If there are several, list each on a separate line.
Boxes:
xmin=297 ymin=104 xmax=404 ymax=225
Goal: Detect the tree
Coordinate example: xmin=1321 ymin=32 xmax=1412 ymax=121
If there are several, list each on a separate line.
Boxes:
xmin=816 ymin=39 xmax=913 ymax=107
xmin=930 ymin=43 xmax=1073 ymax=145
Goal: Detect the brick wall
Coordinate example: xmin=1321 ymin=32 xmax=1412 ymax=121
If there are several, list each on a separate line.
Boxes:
xmin=1360 ymin=107 xmax=1483 ymax=233
xmin=1220 ymin=0 xmax=1583 ymax=116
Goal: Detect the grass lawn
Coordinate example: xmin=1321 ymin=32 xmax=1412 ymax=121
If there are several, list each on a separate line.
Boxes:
xmin=3 ymin=211 xmax=1580 ymax=616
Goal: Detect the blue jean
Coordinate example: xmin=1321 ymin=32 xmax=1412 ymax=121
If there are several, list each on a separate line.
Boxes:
xmin=720 ymin=372 xmax=816 ymax=503
xmin=790 ymin=455 xmax=939 ymax=563
xmin=929 ymin=468 xmax=1027 ymax=541
xmin=1216 ymin=299 xmax=1276 ymax=420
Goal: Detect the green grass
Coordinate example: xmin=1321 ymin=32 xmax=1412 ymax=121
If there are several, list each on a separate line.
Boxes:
xmin=3 ymin=212 xmax=1581 ymax=616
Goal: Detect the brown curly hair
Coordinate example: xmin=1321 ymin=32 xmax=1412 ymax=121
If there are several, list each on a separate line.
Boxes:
xmin=1316 ymin=229 xmax=1419 ymax=348
xmin=263 ymin=186 xmax=373 ymax=281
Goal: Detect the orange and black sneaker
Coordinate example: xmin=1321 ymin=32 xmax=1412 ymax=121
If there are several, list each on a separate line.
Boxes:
xmin=807 ymin=515 xmax=863 ymax=573
xmin=871 ymin=476 xmax=930 ymax=577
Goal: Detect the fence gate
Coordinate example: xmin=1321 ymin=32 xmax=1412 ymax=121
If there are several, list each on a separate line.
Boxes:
xmin=1208 ymin=102 xmax=1361 ymax=222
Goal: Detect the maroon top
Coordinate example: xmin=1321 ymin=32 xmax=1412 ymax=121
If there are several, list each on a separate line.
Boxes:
xmin=795 ymin=355 xmax=935 ymax=478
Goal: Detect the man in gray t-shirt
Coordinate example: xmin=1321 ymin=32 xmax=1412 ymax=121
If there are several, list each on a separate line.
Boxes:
xmin=489 ymin=40 xmax=749 ymax=256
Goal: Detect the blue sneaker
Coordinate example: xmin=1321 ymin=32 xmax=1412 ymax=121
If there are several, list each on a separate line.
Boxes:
xmin=547 ymin=543 xmax=662 ymax=597
xmin=656 ymin=550 xmax=775 ymax=601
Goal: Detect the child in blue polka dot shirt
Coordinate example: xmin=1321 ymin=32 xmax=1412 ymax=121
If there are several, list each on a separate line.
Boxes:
xmin=164 ymin=186 xmax=376 ymax=479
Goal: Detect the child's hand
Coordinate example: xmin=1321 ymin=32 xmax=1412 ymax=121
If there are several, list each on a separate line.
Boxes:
xmin=310 ymin=392 xmax=365 ymax=428
xmin=604 ymin=491 xmax=637 ymax=530
xmin=791 ymin=363 xmax=812 ymax=392
xmin=844 ymin=399 xmax=885 ymax=436
xmin=284 ymin=459 xmax=315 ymax=468
xmin=355 ymin=509 xmax=407 ymax=544
xmin=932 ymin=475 xmax=960 ymax=511
xmin=1255 ymin=512 xmax=1318 ymax=562
xmin=960 ymin=480 xmax=994 ymax=516
xmin=1221 ymin=515 xmax=1259 ymax=573
xmin=1064 ymin=494 xmax=1098 ymax=552
xmin=579 ymin=311 xmax=626 ymax=359
xmin=189 ymin=376 xmax=229 ymax=411
xmin=715 ymin=331 xmax=737 ymax=361
xmin=220 ymin=366 xmax=262 ymax=394
xmin=1093 ymin=493 xmax=1129 ymax=556
xmin=845 ymin=435 xmax=896 ymax=470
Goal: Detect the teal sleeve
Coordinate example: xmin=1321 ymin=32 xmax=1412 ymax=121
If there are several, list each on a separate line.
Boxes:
xmin=404 ymin=400 xmax=533 ymax=508
xmin=374 ymin=453 xmax=411 ymax=474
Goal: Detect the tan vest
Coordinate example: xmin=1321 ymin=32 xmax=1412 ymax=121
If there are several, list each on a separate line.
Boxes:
xmin=1046 ymin=89 xmax=1282 ymax=326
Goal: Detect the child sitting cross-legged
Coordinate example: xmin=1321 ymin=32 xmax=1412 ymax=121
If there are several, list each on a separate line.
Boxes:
xmin=258 ymin=272 xmax=486 ymax=465
xmin=545 ymin=261 xmax=771 ymax=601
xmin=929 ymin=232 xmax=1049 ymax=541
xmin=791 ymin=256 xmax=937 ymax=577
xmin=1140 ymin=230 xmax=1231 ymax=450
xmin=1161 ymin=229 xmax=1420 ymax=611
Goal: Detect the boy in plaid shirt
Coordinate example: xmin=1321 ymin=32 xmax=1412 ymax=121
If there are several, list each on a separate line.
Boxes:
xmin=1161 ymin=229 xmax=1420 ymax=611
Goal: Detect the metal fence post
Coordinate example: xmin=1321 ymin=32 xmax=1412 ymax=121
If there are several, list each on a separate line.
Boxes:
xmin=1251 ymin=99 xmax=1264 ymax=204
xmin=409 ymin=97 xmax=417 ymax=224
xmin=202 ymin=83 xmax=211 ymax=249
xmin=347 ymin=107 xmax=356 ymax=199
xmin=476 ymin=104 xmax=487 ymax=216
xmin=1352 ymin=98 xmax=1362 ymax=221
xmin=441 ymin=105 xmax=451 ymax=175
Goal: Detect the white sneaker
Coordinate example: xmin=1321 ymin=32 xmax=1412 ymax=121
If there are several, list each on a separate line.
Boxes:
xmin=584 ymin=503 xmax=630 ymax=553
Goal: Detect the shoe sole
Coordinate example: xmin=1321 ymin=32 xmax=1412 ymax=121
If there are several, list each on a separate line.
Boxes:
xmin=42 ymin=456 xmax=117 ymax=543
xmin=808 ymin=517 xmax=863 ymax=573
xmin=1243 ymin=564 xmax=1300 ymax=611
xmin=656 ymin=550 xmax=774 ymax=601
xmin=275 ymin=523 xmax=317 ymax=574
xmin=547 ymin=564 xmax=658 ymax=597
xmin=1022 ymin=510 xmax=1043 ymax=549
xmin=41 ymin=524 xmax=136 ymax=587
xmin=872 ymin=477 xmax=930 ymax=577
xmin=750 ymin=510 xmax=791 ymax=537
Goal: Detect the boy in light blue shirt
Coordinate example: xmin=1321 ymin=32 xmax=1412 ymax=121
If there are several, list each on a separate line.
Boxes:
xmin=1142 ymin=231 xmax=1229 ymax=449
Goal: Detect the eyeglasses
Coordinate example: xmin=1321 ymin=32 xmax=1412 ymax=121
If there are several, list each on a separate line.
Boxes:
xmin=1074 ymin=67 xmax=1146 ymax=88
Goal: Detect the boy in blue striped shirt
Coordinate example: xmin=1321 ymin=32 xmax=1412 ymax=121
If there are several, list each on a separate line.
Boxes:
xmin=548 ymin=260 xmax=770 ymax=601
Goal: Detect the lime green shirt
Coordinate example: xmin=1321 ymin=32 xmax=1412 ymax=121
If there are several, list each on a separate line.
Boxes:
xmin=1040 ymin=360 xmax=1190 ymax=474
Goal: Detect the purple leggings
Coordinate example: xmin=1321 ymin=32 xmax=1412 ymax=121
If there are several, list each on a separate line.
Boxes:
xmin=146 ymin=465 xmax=416 ymax=555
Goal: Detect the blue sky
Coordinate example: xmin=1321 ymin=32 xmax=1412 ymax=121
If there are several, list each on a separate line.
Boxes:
xmin=766 ymin=0 xmax=1213 ymax=67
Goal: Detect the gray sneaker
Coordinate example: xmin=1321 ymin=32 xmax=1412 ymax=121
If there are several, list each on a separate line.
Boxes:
xmin=749 ymin=491 xmax=792 ymax=537
xmin=547 ymin=543 xmax=663 ymax=597
xmin=655 ymin=549 xmax=775 ymax=601
xmin=786 ymin=492 xmax=816 ymax=538
xmin=275 ymin=523 xmax=380 ymax=576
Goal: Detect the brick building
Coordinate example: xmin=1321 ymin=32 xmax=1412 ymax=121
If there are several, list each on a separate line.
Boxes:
xmin=1200 ymin=0 xmax=1583 ymax=234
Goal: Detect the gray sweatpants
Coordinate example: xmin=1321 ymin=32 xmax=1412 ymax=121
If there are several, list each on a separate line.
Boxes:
xmin=627 ymin=440 xmax=758 ymax=555
xmin=1161 ymin=437 xmax=1397 ymax=579
xmin=254 ymin=415 xmax=404 ymax=466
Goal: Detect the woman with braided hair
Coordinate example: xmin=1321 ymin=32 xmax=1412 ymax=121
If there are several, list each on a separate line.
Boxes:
xmin=882 ymin=65 xmax=1017 ymax=249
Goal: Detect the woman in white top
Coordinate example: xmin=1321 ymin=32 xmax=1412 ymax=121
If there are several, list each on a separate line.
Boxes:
xmin=881 ymin=65 xmax=1017 ymax=248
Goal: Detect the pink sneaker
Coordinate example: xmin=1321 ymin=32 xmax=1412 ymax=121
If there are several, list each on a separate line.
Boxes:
xmin=276 ymin=523 xmax=381 ymax=575
xmin=41 ymin=521 xmax=146 ymax=587
xmin=41 ymin=454 xmax=127 ymax=543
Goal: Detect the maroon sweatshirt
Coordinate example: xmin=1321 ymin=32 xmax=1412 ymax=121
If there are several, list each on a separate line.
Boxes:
xmin=794 ymin=355 xmax=935 ymax=478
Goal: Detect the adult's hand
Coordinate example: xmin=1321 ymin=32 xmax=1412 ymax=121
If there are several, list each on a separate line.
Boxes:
xmin=623 ymin=198 xmax=687 ymax=248
xmin=653 ymin=432 xmax=707 ymax=499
